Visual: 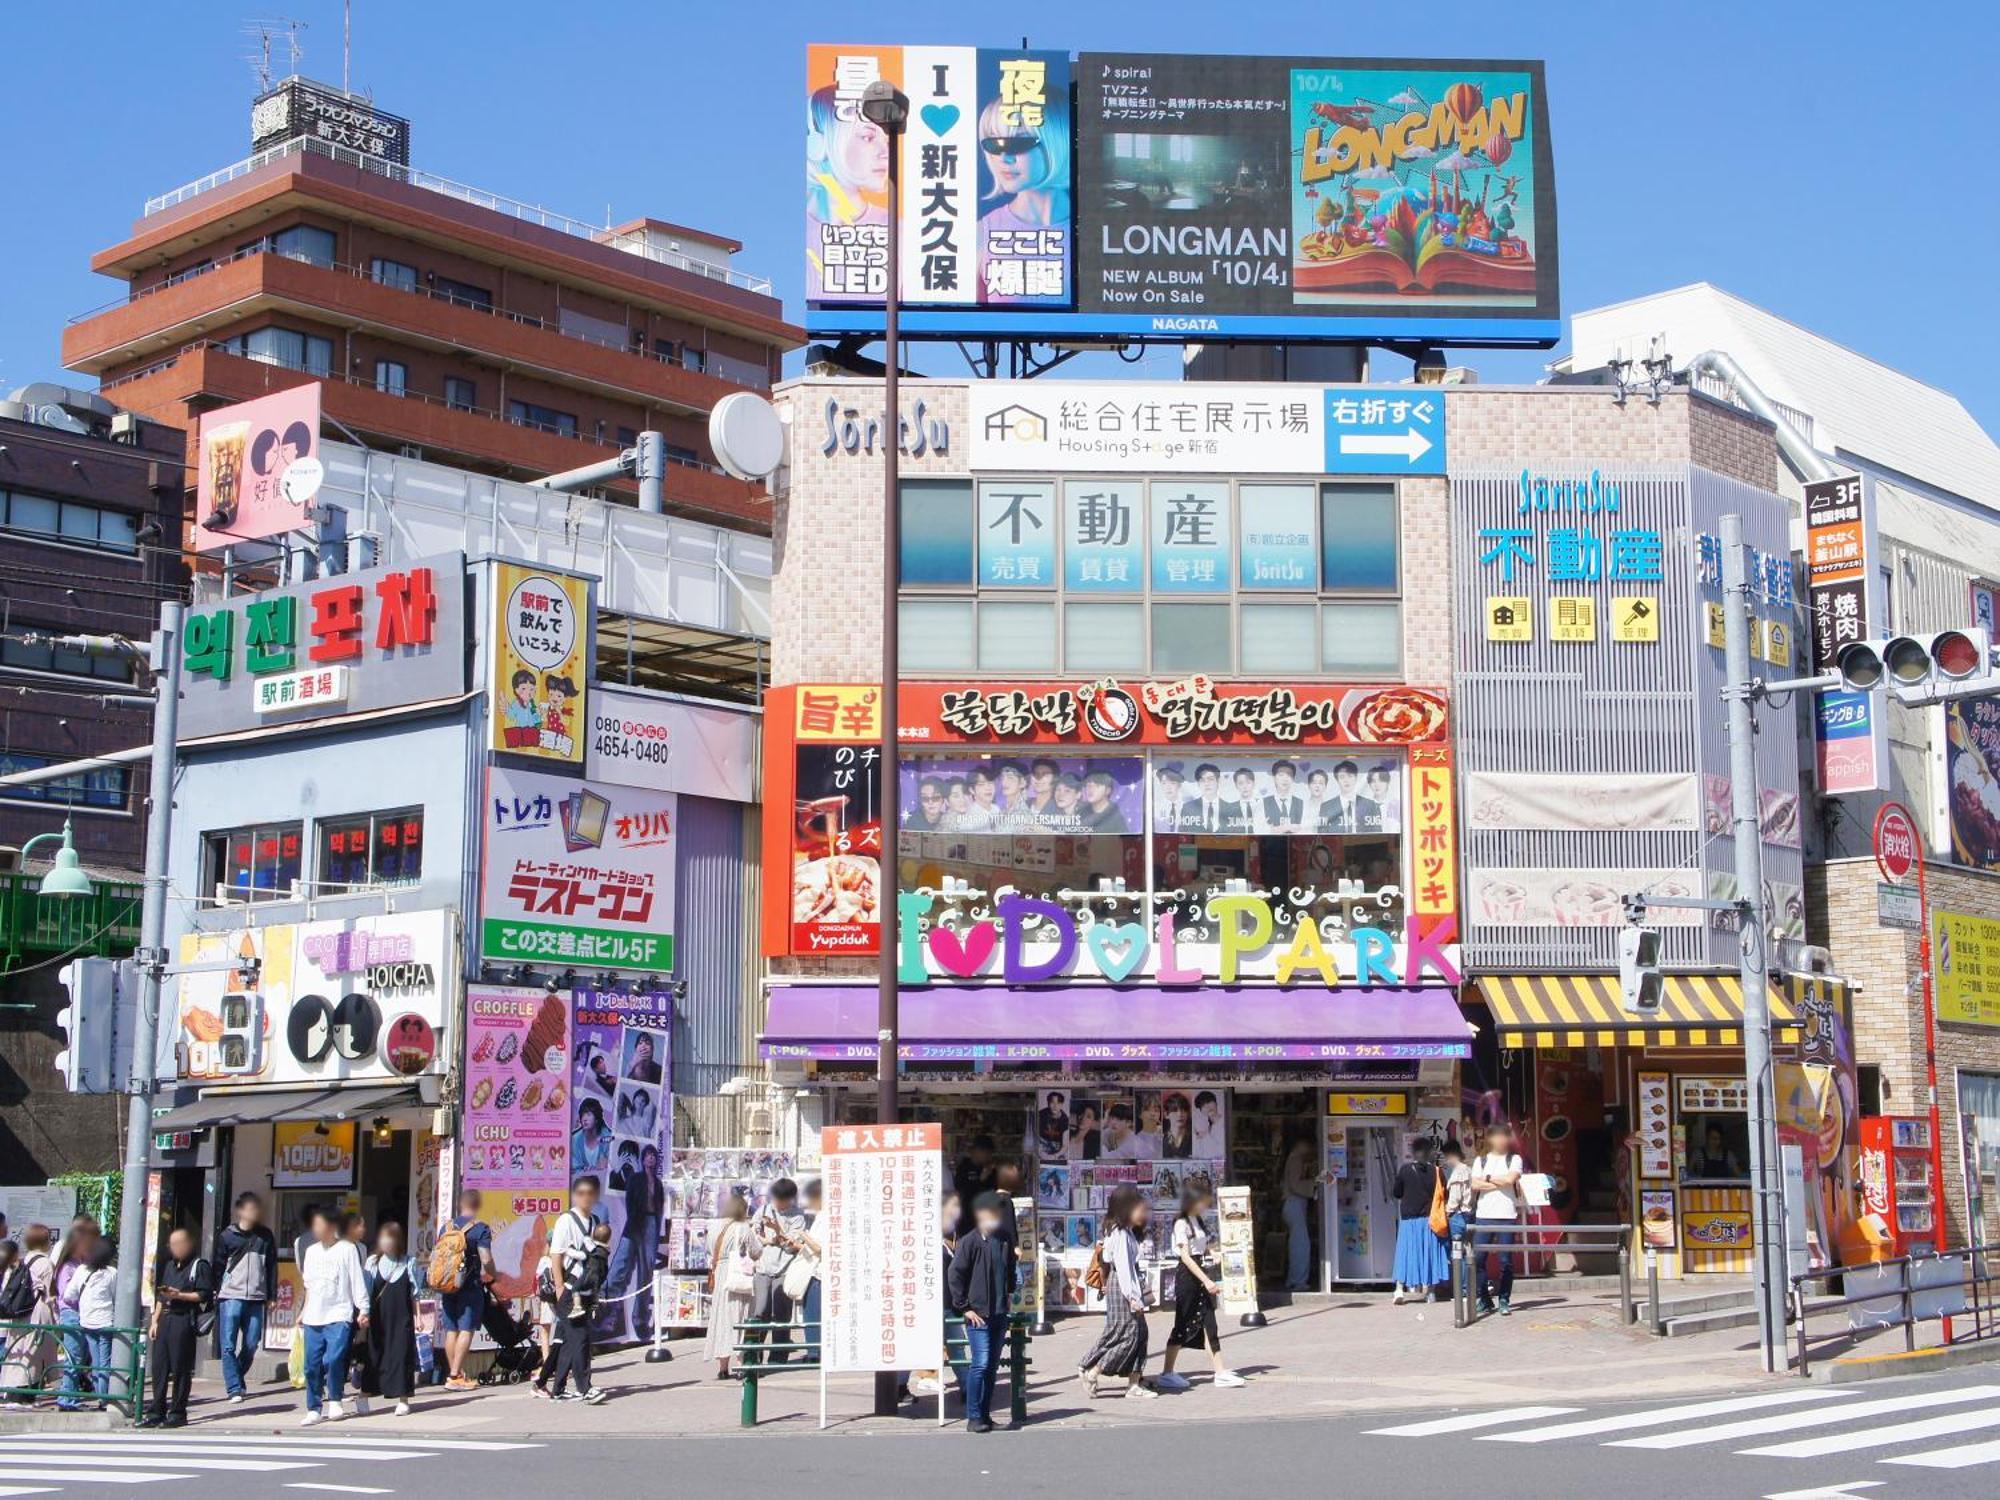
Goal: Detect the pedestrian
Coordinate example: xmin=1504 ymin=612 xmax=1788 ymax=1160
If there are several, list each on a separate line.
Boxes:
xmin=1390 ymin=1139 xmax=1449 ymax=1304
xmin=1077 ymin=1185 xmax=1157 ymax=1400
xmin=214 ymin=1191 xmax=276 ymax=1405
xmin=1469 ymin=1124 xmax=1526 ymax=1316
xmin=534 ymin=1175 xmax=603 ymax=1400
xmin=52 ymin=1219 xmax=95 ymax=1411
xmin=703 ymin=1192 xmax=754 ymax=1380
xmin=748 ymin=1178 xmax=806 ymax=1365
xmin=431 ymin=1188 xmax=494 ymax=1392
xmin=0 ymin=1241 xmax=26 ymax=1374
xmin=1440 ymin=1141 xmax=1474 ymax=1295
xmin=360 ymin=1223 xmax=420 ymax=1416
xmin=529 ymin=1240 xmax=557 ymax=1398
xmin=946 ymin=1191 xmax=1014 ymax=1433
xmin=547 ymin=1222 xmax=610 ymax=1404
xmin=141 ymin=1226 xmax=210 ymax=1428
xmin=908 ymin=1190 xmax=960 ymax=1400
xmin=1158 ymin=1183 xmax=1244 ymax=1390
xmin=794 ymin=1179 xmax=824 ymax=1365
xmin=0 ymin=1226 xmax=55 ymax=1403
xmin=298 ymin=1211 xmax=368 ymax=1426
xmin=74 ymin=1240 xmax=119 ymax=1409
xmin=1280 ymin=1135 xmax=1319 ymax=1292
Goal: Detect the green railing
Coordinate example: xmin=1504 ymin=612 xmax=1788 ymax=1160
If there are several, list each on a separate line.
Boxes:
xmin=0 ymin=871 xmax=142 ymax=969
xmin=733 ymin=1317 xmax=1033 ymax=1428
xmin=0 ymin=1321 xmax=147 ymax=1418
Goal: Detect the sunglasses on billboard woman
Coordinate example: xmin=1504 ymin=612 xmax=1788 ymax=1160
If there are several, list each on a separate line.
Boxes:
xmin=981 ymin=134 xmax=1043 ymax=156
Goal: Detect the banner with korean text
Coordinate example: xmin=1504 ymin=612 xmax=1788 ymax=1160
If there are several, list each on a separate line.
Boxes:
xmin=821 ymin=1122 xmax=945 ymax=1373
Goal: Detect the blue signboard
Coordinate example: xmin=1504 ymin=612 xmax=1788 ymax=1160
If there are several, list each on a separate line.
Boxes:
xmin=1062 ymin=479 xmax=1143 ymax=593
xmin=978 ymin=480 xmax=1056 ymax=588
xmin=1149 ymin=482 xmax=1231 ymax=593
xmin=1322 ymin=390 xmax=1447 ymax=475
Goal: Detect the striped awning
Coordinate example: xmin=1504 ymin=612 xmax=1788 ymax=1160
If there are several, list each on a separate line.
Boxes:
xmin=1475 ymin=973 xmax=1802 ymax=1049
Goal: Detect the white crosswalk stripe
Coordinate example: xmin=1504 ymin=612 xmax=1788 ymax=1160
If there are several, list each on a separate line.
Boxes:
xmin=1883 ymin=1436 xmax=2000 ymax=1470
xmin=1367 ymin=1405 xmax=1581 ymax=1436
xmin=1608 ymin=1384 xmax=2000 ymax=1449
xmin=0 ymin=1472 xmax=190 ymax=1486
xmin=0 ymin=1431 xmax=543 ymax=1498
xmin=1742 ymin=1403 xmax=2000 ymax=1458
xmin=1480 ymin=1388 xmax=1856 ymax=1442
xmin=0 ymin=1442 xmax=433 ymax=1463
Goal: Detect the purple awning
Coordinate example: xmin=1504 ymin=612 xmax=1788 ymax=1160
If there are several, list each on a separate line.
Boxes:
xmin=760 ymin=984 xmax=1470 ymax=1063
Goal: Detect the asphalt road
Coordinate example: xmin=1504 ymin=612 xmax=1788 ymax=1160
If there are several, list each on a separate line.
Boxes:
xmin=12 ymin=1371 xmax=2000 ymax=1498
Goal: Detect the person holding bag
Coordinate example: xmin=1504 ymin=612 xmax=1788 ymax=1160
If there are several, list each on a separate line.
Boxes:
xmin=1390 ymin=1138 xmax=1449 ymax=1303
xmin=1075 ymin=1186 xmax=1157 ymax=1400
xmin=703 ymin=1193 xmax=755 ymax=1380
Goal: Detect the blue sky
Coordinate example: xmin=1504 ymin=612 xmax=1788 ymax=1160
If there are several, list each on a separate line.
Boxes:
xmin=4 ymin=1 xmax=1995 ymax=435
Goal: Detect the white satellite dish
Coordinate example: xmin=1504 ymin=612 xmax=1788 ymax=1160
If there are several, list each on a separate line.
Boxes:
xmin=708 ymin=391 xmax=785 ymax=481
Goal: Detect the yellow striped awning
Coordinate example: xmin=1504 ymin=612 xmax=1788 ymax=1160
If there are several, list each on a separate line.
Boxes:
xmin=1475 ymin=973 xmax=1803 ymax=1050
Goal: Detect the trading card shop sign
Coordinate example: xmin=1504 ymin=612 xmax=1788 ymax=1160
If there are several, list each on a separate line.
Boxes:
xmin=821 ymin=1122 xmax=945 ymax=1373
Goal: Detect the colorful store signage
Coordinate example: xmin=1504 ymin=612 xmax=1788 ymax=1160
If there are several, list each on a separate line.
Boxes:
xmin=585 ymin=686 xmax=758 ymax=802
xmin=272 ymin=1119 xmax=356 ymax=1189
xmin=1804 ymin=473 xmax=1884 ymax=794
xmin=481 ymin=767 xmax=677 ymax=972
xmin=771 ymin=687 xmax=886 ymax=956
xmin=1326 ymin=1092 xmax=1407 ymax=1116
xmin=194 ymin=385 xmax=324 ymax=553
xmin=463 ymin=985 xmax=572 ymax=1191
xmin=172 ymin=910 xmax=453 ymax=1086
xmin=820 ymin=1122 xmax=946 ymax=1373
xmin=178 ymin=553 xmax=465 ymax=740
xmin=490 ymin=562 xmax=591 ymax=765
xmin=1936 ymin=912 xmax=2000 ymax=1028
xmin=1946 ymin=699 xmax=2000 ymax=871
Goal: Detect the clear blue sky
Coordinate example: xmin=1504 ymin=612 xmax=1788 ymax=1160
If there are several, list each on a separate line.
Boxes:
xmin=4 ymin=1 xmax=1994 ymax=435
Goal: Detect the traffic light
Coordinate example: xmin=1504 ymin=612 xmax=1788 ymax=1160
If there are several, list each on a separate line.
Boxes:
xmin=1618 ymin=926 xmax=1663 ymax=1015
xmin=1835 ymin=629 xmax=1992 ymax=701
xmin=54 ymin=958 xmax=118 ymax=1093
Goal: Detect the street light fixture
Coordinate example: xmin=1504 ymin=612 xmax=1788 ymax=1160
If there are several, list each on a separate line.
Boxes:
xmin=21 ymin=819 xmax=96 ymax=901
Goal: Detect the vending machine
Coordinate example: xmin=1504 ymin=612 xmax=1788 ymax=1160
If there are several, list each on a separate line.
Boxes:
xmin=1858 ymin=1116 xmax=1940 ymax=1255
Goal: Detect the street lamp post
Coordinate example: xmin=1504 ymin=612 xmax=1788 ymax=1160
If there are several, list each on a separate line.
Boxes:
xmin=860 ymin=75 xmax=909 ymax=1420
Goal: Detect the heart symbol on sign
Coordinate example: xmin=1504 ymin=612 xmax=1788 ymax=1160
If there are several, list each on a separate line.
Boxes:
xmin=920 ymin=103 xmax=960 ymax=136
xmin=927 ymin=921 xmax=997 ymax=976
xmin=1084 ymin=921 xmax=1149 ymax=984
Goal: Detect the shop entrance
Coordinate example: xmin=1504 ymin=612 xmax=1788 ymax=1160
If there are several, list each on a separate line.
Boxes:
xmin=359 ymin=1128 xmax=414 ymax=1234
xmin=1333 ymin=1124 xmax=1400 ymax=1282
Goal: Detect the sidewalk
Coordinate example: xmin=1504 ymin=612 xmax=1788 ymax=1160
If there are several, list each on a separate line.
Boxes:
xmin=152 ymin=1286 xmax=1811 ymax=1439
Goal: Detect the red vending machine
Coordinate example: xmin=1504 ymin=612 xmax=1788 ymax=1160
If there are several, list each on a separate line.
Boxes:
xmin=1858 ymin=1116 xmax=1940 ymax=1255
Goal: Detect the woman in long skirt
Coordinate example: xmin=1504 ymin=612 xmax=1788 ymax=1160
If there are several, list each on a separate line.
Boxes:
xmin=1158 ymin=1184 xmax=1245 ymax=1389
xmin=1390 ymin=1141 xmax=1450 ymax=1303
xmin=0 ymin=1227 xmax=56 ymax=1403
xmin=1077 ymin=1186 xmax=1157 ymax=1399
xmin=360 ymin=1224 xmax=420 ymax=1416
xmin=703 ymin=1193 xmax=755 ymax=1379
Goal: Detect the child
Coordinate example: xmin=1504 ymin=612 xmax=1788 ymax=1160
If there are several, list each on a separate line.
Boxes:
xmin=548 ymin=1223 xmax=610 ymax=1404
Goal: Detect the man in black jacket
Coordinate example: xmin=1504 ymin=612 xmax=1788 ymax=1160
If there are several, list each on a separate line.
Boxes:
xmin=946 ymin=1192 xmax=1014 ymax=1433
xmin=142 ymin=1227 xmax=211 ymax=1428
xmin=214 ymin=1193 xmax=277 ymax=1404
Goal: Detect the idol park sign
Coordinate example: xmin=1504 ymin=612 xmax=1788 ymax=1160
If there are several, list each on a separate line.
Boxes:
xmin=892 ymin=892 xmax=1460 ymax=989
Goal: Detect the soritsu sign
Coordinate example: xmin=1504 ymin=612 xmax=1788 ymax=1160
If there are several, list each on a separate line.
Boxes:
xmin=820 ymin=1122 xmax=945 ymax=1373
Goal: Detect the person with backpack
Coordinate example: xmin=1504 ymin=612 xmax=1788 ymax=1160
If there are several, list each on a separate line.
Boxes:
xmin=214 ymin=1192 xmax=277 ymax=1404
xmin=1390 ymin=1138 xmax=1449 ymax=1304
xmin=1469 ymin=1123 xmax=1526 ymax=1316
xmin=0 ymin=1226 xmax=54 ymax=1403
xmin=0 ymin=1241 xmax=26 ymax=1371
xmin=141 ymin=1227 xmax=211 ymax=1428
xmin=430 ymin=1188 xmax=494 ymax=1392
xmin=546 ymin=1220 xmax=611 ymax=1404
xmin=74 ymin=1240 xmax=119 ymax=1408
xmin=1076 ymin=1185 xmax=1158 ymax=1400
xmin=534 ymin=1176 xmax=604 ymax=1399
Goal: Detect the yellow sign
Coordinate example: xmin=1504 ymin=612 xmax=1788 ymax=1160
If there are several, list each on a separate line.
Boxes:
xmin=1683 ymin=1208 xmax=1754 ymax=1247
xmin=793 ymin=685 xmax=882 ymax=740
xmin=1485 ymin=596 xmax=1532 ymax=642
xmin=490 ymin=562 xmax=590 ymax=763
xmin=272 ymin=1119 xmax=357 ymax=1188
xmin=1936 ymin=911 xmax=2000 ymax=1027
xmin=1326 ymin=1092 xmax=1409 ymax=1117
xmin=1706 ymin=603 xmax=1726 ymax=648
xmin=1548 ymin=596 xmax=1596 ymax=642
xmin=1762 ymin=618 xmax=1793 ymax=667
xmin=1611 ymin=596 xmax=1659 ymax=642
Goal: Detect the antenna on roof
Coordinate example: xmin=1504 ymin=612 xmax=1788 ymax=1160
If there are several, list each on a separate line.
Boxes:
xmin=243 ymin=17 xmax=307 ymax=93
xmin=343 ymin=0 xmax=351 ymax=93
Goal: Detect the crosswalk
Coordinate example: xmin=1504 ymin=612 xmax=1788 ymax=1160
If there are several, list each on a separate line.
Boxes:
xmin=0 ymin=1432 xmax=539 ymax=1496
xmin=1366 ymin=1381 xmax=2000 ymax=1481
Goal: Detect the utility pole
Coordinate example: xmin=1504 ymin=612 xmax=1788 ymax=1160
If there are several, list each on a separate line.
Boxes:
xmin=1721 ymin=514 xmax=1783 ymax=1373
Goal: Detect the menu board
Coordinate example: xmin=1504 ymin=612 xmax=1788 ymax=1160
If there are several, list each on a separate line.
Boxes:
xmin=1637 ymin=1071 xmax=1672 ymax=1178
xmin=463 ymin=985 xmax=572 ymax=1190
xmin=1677 ymin=1076 xmax=1749 ymax=1113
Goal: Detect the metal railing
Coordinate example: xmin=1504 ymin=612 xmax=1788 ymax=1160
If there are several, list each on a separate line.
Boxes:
xmin=1451 ymin=1222 xmax=1636 ymax=1329
xmin=141 ymin=137 xmax=774 ymax=294
xmin=1788 ymin=1242 xmax=2000 ymax=1378
xmin=731 ymin=1317 xmax=1034 ymax=1428
xmin=1 ymin=871 xmax=143 ymax=969
xmin=0 ymin=1320 xmax=146 ymax=1417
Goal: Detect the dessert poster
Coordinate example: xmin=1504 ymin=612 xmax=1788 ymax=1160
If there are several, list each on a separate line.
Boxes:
xmin=463 ymin=984 xmax=572 ymax=1191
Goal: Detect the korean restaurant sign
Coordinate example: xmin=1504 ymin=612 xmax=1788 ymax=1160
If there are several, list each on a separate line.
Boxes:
xmin=178 ymin=553 xmax=466 ymax=740
xmin=489 ymin=562 xmax=592 ymax=766
xmin=481 ymin=766 xmax=677 ymax=973
xmin=821 ymin=1122 xmax=945 ymax=1374
xmin=967 ymin=382 xmax=1445 ymax=474
xmin=586 ymin=686 xmax=759 ymax=802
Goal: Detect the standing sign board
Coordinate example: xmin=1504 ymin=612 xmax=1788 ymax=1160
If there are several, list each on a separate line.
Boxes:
xmin=1805 ymin=474 xmax=1884 ymax=794
xmin=1216 ymin=1184 xmax=1260 ymax=1315
xmin=820 ymin=1123 xmax=945 ymax=1373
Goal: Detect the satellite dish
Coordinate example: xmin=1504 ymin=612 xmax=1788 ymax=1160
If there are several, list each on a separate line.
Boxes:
xmin=708 ymin=392 xmax=785 ymax=481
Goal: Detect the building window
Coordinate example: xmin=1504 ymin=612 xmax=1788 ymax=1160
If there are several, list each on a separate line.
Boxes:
xmin=1 ymin=627 xmax=134 ymax=681
xmin=370 ymin=257 xmax=419 ymax=292
xmin=506 ymin=400 xmax=578 ymax=438
xmin=0 ymin=751 xmax=129 ymax=811
xmin=615 ymin=425 xmax=639 ymax=448
xmin=242 ymin=225 xmax=336 ymax=267
xmin=432 ymin=276 xmax=493 ymax=312
xmin=899 ymin=480 xmax=976 ymax=588
xmin=316 ymin=808 xmax=424 ymax=892
xmin=444 ymin=377 xmax=477 ymax=412
xmin=374 ymin=360 xmax=408 ymax=397
xmin=0 ymin=491 xmax=140 ymax=555
xmin=1321 ymin=483 xmax=1400 ymax=592
xmin=222 ymin=327 xmax=333 ymax=377
xmin=652 ymin=337 xmax=679 ymax=363
xmin=684 ymin=348 xmax=707 ymax=373
xmin=977 ymin=601 xmax=1057 ymax=671
xmin=202 ymin=822 xmax=304 ymax=904
xmin=897 ymin=600 xmax=974 ymax=673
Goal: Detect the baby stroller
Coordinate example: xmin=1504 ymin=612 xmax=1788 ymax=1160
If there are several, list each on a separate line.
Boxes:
xmin=478 ymin=1298 xmax=543 ymax=1385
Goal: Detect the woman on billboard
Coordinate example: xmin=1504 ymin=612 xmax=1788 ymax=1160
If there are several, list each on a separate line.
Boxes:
xmin=976 ymin=92 xmax=1070 ymax=305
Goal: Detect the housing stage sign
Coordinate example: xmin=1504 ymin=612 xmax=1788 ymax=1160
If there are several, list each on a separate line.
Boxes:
xmin=807 ymin=49 xmax=1559 ymax=347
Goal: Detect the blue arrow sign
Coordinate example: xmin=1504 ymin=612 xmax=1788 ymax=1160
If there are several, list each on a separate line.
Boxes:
xmin=1322 ymin=389 xmax=1447 ymax=475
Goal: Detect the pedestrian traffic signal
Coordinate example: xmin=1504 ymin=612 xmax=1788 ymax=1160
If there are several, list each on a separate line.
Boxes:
xmin=54 ymin=957 xmax=118 ymax=1093
xmin=1617 ymin=926 xmax=1663 ymax=1015
xmin=1834 ymin=629 xmax=1993 ymax=701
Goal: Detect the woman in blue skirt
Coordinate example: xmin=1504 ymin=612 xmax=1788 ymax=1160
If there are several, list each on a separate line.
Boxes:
xmin=1390 ymin=1140 xmax=1449 ymax=1303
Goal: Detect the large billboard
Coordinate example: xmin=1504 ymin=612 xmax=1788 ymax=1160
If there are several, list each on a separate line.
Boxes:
xmin=806 ymin=49 xmax=1558 ymax=347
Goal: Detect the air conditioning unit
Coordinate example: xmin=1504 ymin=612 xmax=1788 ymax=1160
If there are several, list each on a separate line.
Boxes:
xmin=109 ymin=411 xmax=141 ymax=444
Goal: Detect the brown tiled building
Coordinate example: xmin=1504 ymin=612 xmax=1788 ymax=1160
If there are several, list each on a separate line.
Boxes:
xmin=61 ymin=81 xmax=800 ymax=530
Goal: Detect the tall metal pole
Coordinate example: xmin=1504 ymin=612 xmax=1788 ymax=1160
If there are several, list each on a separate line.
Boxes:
xmin=1913 ymin=838 xmax=1954 ymax=1339
xmin=1721 ymin=514 xmax=1782 ymax=1373
xmin=115 ymin=600 xmax=182 ymax=1332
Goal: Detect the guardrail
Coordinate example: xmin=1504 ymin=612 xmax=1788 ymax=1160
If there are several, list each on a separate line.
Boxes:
xmin=1451 ymin=1222 xmax=1635 ymax=1329
xmin=0 ymin=1320 xmax=145 ymax=1417
xmin=731 ymin=1317 xmax=1033 ymax=1429
xmin=1788 ymin=1242 xmax=2000 ymax=1378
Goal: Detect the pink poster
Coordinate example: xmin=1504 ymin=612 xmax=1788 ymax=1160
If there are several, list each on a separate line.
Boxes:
xmin=463 ymin=985 xmax=571 ymax=1190
xmin=194 ymin=385 xmax=324 ymax=553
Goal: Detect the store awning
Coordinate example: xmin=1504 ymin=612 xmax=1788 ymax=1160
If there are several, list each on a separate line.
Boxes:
xmin=760 ymin=984 xmax=1472 ymax=1063
xmin=151 ymin=1082 xmax=426 ymax=1132
xmin=1474 ymin=974 xmax=1802 ymax=1050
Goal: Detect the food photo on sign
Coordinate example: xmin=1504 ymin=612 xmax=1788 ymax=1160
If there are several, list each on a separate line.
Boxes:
xmin=791 ymin=743 xmax=884 ymax=954
xmin=194 ymin=386 xmax=324 ymax=552
xmin=462 ymin=985 xmax=571 ymax=1191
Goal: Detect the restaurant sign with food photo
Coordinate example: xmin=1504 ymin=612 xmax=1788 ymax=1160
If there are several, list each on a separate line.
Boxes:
xmin=463 ymin=985 xmax=572 ymax=1192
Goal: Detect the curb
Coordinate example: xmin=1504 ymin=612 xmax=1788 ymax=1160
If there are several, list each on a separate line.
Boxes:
xmin=0 ymin=1409 xmax=126 ymax=1434
xmin=1814 ymin=1339 xmax=2000 ymax=1384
